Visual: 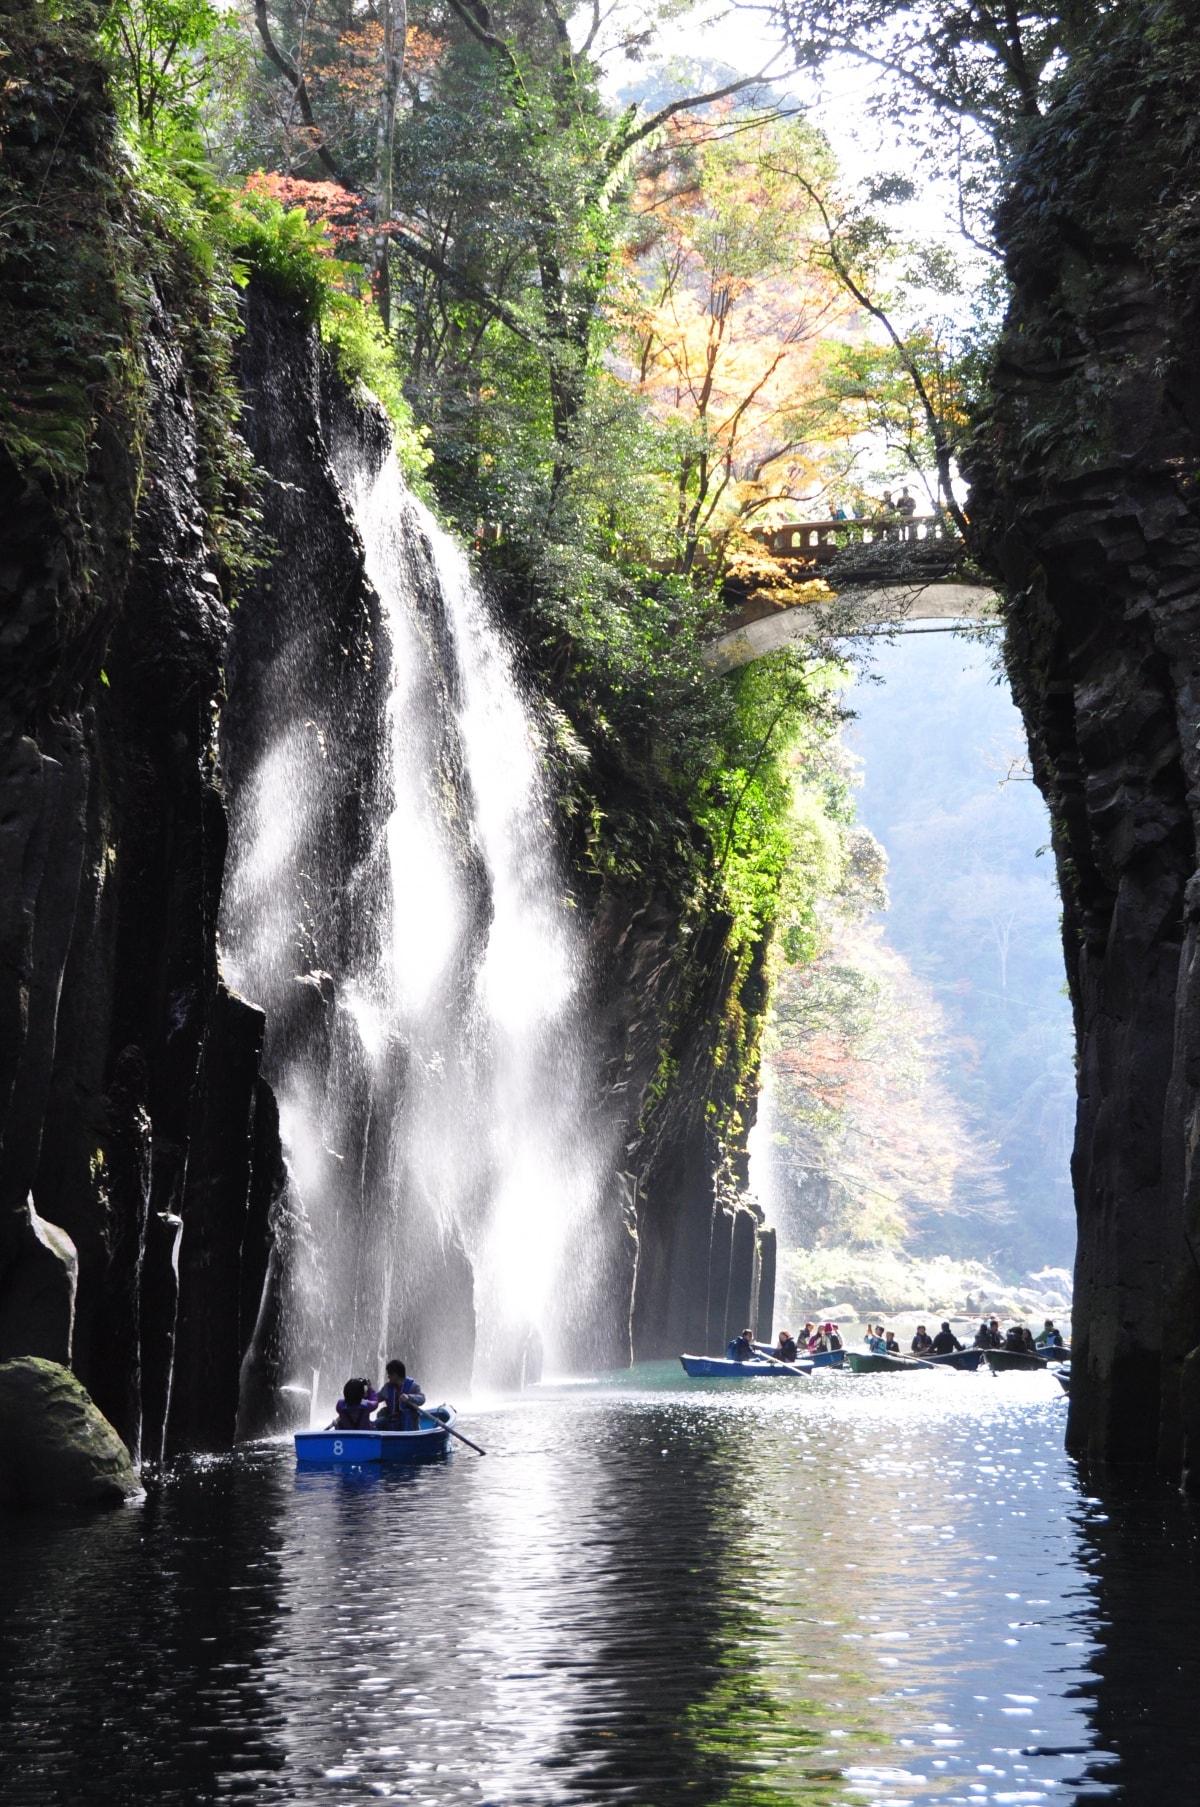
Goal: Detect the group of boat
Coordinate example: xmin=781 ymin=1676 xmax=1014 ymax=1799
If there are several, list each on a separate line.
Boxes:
xmin=679 ymin=1339 xmax=1071 ymax=1381
xmin=291 ymin=1326 xmax=1069 ymax=1471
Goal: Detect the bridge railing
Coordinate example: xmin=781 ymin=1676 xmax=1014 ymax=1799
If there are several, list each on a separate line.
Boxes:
xmin=753 ymin=515 xmax=956 ymax=563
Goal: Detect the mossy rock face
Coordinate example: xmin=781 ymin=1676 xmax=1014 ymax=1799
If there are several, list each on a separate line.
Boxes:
xmin=0 ymin=1358 xmax=141 ymax=1510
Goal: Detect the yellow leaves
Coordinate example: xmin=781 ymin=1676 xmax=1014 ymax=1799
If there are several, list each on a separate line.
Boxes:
xmin=404 ymin=25 xmax=447 ymax=73
xmin=610 ymin=112 xmax=853 ymax=559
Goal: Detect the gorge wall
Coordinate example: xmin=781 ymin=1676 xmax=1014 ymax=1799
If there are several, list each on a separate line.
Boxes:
xmin=970 ymin=4 xmax=1200 ymax=1480
xmin=0 ymin=3 xmax=769 ymax=1458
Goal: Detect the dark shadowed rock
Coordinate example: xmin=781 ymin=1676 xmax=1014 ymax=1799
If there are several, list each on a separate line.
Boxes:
xmin=969 ymin=9 xmax=1200 ymax=1472
xmin=0 ymin=1357 xmax=141 ymax=1509
xmin=0 ymin=1202 xmax=77 ymax=1364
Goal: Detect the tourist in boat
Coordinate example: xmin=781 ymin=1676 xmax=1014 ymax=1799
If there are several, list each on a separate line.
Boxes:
xmin=911 ymin=1324 xmax=934 ymax=1355
xmin=332 ymin=1377 xmax=378 ymax=1430
xmin=972 ymin=1321 xmax=992 ymax=1348
xmin=1037 ymin=1319 xmax=1065 ymax=1350
xmin=864 ymin=1324 xmax=887 ymax=1354
xmin=825 ymin=1323 xmax=843 ymax=1351
xmin=931 ymin=1322 xmax=964 ymax=1356
xmin=725 ymin=1328 xmax=757 ymax=1362
xmin=774 ymin=1330 xmax=799 ymax=1363
xmin=883 ymin=1329 xmax=900 ymax=1354
xmin=977 ymin=1318 xmax=1003 ymax=1348
xmin=375 ymin=1359 xmax=426 ymax=1429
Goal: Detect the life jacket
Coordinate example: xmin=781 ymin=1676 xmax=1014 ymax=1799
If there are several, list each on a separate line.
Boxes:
xmin=379 ymin=1378 xmax=424 ymax=1428
xmin=335 ymin=1399 xmax=375 ymax=1430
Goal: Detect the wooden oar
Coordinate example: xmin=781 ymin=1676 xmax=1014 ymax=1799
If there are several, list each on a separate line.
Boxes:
xmin=416 ymin=1409 xmax=487 ymax=1455
xmin=757 ymin=1349 xmax=811 ymax=1377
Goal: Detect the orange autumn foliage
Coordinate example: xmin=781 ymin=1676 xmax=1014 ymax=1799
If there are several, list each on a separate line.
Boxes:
xmin=612 ymin=110 xmax=851 ymax=564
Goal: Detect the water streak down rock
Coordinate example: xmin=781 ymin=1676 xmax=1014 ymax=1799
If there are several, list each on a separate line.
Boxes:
xmin=0 ymin=10 xmax=772 ymax=1446
xmin=223 ymin=293 xmax=623 ymax=1410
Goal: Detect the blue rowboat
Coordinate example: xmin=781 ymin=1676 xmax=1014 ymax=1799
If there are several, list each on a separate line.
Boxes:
xmin=295 ymin=1405 xmax=457 ymax=1463
xmin=679 ymin=1354 xmax=810 ymax=1378
xmin=752 ymin=1341 xmax=844 ymax=1369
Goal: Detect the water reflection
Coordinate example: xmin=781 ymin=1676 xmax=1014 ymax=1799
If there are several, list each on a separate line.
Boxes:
xmin=1070 ymin=1462 xmax=1200 ymax=1799
xmin=0 ymin=1369 xmax=1198 ymax=1802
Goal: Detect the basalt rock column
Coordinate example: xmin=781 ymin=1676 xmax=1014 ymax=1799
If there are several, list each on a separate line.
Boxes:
xmin=969 ymin=5 xmax=1200 ymax=1473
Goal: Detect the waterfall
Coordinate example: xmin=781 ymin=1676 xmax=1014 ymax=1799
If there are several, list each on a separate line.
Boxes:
xmin=220 ymin=435 xmax=616 ymax=1407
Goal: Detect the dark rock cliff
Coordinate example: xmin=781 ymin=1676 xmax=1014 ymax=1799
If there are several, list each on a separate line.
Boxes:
xmin=969 ymin=5 xmax=1200 ymax=1478
xmin=0 ymin=3 xmax=277 ymax=1459
xmin=0 ymin=3 xmax=771 ymax=1447
xmin=590 ymin=891 xmax=772 ymax=1362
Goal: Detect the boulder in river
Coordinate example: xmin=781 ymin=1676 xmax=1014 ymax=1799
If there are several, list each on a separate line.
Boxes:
xmin=0 ymin=1357 xmax=142 ymax=1509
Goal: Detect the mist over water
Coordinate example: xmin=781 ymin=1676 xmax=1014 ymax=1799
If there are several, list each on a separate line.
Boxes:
xmin=220 ymin=447 xmax=614 ymax=1408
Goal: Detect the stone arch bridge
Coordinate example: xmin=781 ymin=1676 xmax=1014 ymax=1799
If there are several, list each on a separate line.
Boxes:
xmin=704 ymin=515 xmax=998 ymax=674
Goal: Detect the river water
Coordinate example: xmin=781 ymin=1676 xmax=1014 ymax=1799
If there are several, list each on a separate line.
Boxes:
xmin=2 ymin=1365 xmax=1198 ymax=1804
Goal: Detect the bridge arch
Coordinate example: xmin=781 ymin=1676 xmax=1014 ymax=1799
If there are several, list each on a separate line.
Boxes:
xmin=703 ymin=580 xmax=999 ymax=674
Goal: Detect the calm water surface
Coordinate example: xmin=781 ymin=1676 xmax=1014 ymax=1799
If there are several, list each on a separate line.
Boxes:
xmin=2 ymin=1364 xmax=1199 ymax=1804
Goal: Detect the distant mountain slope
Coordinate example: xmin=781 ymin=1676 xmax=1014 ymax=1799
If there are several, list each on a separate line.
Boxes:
xmin=756 ymin=630 xmax=1075 ymax=1281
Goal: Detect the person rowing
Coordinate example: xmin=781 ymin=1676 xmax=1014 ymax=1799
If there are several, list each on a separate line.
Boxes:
xmin=774 ymin=1329 xmax=799 ymax=1363
xmin=374 ymin=1359 xmax=426 ymax=1429
xmin=725 ymin=1327 xmax=756 ymax=1362
xmin=931 ymin=1322 xmax=964 ymax=1356
xmin=911 ymin=1324 xmax=934 ymax=1356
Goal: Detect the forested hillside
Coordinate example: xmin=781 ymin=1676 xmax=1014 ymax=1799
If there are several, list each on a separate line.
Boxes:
xmin=756 ymin=631 xmax=1075 ymax=1321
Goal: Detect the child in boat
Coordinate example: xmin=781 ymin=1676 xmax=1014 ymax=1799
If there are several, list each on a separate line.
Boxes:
xmin=332 ymin=1377 xmax=378 ymax=1429
xmin=374 ymin=1360 xmax=426 ymax=1430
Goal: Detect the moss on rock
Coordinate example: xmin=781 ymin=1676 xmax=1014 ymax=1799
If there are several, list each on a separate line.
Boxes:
xmin=0 ymin=1357 xmax=141 ymax=1510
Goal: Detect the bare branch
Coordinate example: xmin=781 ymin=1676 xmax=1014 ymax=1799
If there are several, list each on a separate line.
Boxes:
xmin=253 ymin=0 xmax=352 ymax=187
xmin=611 ymin=64 xmax=789 ymax=164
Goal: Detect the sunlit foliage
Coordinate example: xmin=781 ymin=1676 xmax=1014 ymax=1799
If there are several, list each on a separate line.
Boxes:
xmin=614 ymin=111 xmax=849 ymax=569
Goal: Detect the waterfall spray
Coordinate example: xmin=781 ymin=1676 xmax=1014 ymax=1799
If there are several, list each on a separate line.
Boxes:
xmin=221 ymin=435 xmax=616 ymax=1410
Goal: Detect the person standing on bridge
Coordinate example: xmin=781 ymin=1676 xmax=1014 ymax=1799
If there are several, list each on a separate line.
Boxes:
xmin=896 ymin=486 xmax=917 ymax=518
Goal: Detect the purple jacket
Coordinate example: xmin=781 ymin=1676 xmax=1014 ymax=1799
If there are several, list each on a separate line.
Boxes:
xmin=334 ymin=1388 xmax=379 ymax=1429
